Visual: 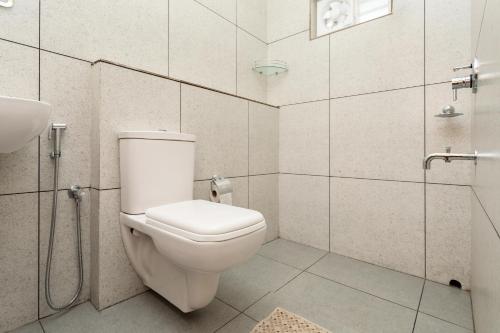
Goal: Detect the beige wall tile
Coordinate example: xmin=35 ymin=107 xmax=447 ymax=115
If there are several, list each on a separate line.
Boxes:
xmin=425 ymin=84 xmax=472 ymax=185
xmin=39 ymin=52 xmax=92 ymax=191
xmin=280 ymin=100 xmax=329 ymax=176
xmin=95 ymin=63 xmax=180 ymax=189
xmin=331 ymin=87 xmax=424 ymax=182
xmin=0 ymin=0 xmax=39 ymax=47
xmin=279 ymin=174 xmax=329 ymax=251
xmin=471 ymin=193 xmax=500 ymax=332
xmin=0 ymin=40 xmax=38 ymax=100
xmin=425 ymin=0 xmax=471 ymax=85
xmin=268 ymin=32 xmax=329 ymax=106
xmin=250 ymin=174 xmax=279 ymax=242
xmin=249 ymin=102 xmax=279 ymax=175
xmin=237 ymin=30 xmax=267 ymax=102
xmin=40 ymin=0 xmax=95 ymax=61
xmin=267 ymin=0 xmax=309 ymax=43
xmin=332 ymin=178 xmax=425 ymax=277
xmin=0 ymin=141 xmax=38 ymax=195
xmin=426 ymin=184 xmax=471 ymax=289
xmin=0 ymin=193 xmax=38 ymax=332
xmin=96 ymin=1 xmax=169 ymax=75
xmin=170 ymin=0 xmax=236 ymax=94
xmin=89 ymin=189 xmax=100 ymax=308
xmin=181 ymin=84 xmax=248 ymax=180
xmin=95 ymin=189 xmax=146 ymax=309
xmin=41 ymin=0 xmax=169 ymax=74
xmin=39 ymin=189 xmax=91 ymax=317
xmin=197 ymin=0 xmax=236 ymax=23
xmin=194 ymin=177 xmax=249 ymax=208
xmin=237 ymin=0 xmax=267 ymax=42
xmin=471 ymin=0 xmax=500 ymax=236
xmin=0 ymin=41 xmax=39 ymax=195
xmin=330 ymin=0 xmax=424 ymax=98
xmin=472 ymin=0 xmax=487 ymax=58
xmin=471 ymin=3 xmax=500 ymax=331
xmin=90 ymin=65 xmax=102 ymax=191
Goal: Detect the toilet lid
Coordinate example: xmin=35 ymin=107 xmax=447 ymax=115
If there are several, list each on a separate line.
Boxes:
xmin=145 ymin=200 xmax=266 ymax=242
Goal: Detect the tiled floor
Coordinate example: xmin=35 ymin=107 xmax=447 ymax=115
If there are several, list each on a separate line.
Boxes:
xmin=11 ymin=239 xmax=474 ymax=333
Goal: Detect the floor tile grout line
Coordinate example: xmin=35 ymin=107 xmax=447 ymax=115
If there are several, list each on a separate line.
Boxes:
xmin=255 ymin=252 xmax=323 ymax=271
xmin=306 ymin=271 xmax=420 ymax=312
xmin=269 ymin=270 xmax=304 ymax=295
xmin=214 ymin=296 xmax=243 ymax=314
xmin=97 ymin=290 xmax=151 ymax=312
xmin=271 ymin=252 xmax=330 ymax=294
xmin=417 ymin=310 xmax=474 ymax=331
xmin=242 ymin=312 xmax=260 ymax=323
xmin=39 ymin=320 xmax=47 ymax=333
xmin=470 ymin=290 xmax=476 ymax=332
xmin=212 ymin=311 xmax=243 ymax=333
xmin=241 ymin=292 xmax=272 ymax=313
xmin=259 ymin=239 xmax=427 ymax=280
xmin=411 ymin=279 xmax=425 ymax=332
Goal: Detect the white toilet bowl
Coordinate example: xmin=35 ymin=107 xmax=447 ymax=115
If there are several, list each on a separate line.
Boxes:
xmin=120 ymin=200 xmax=266 ymax=312
xmin=118 ymin=131 xmax=267 ymax=312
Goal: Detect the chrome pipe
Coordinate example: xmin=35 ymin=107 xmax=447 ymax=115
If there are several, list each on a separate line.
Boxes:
xmin=423 ymin=151 xmax=478 ymax=170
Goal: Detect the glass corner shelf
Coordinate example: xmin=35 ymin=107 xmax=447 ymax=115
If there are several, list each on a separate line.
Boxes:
xmin=253 ymin=60 xmax=288 ymax=76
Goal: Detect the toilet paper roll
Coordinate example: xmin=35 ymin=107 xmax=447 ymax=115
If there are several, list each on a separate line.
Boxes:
xmin=210 ymin=176 xmax=233 ymax=205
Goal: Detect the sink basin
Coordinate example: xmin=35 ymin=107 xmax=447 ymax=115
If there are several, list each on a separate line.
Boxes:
xmin=0 ymin=96 xmax=51 ymax=153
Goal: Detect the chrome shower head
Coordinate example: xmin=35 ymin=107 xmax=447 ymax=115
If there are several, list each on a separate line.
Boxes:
xmin=49 ymin=123 xmax=67 ymax=159
xmin=434 ymin=105 xmax=464 ymax=118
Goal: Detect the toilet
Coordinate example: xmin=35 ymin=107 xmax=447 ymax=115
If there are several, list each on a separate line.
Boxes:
xmin=118 ymin=131 xmax=266 ymax=313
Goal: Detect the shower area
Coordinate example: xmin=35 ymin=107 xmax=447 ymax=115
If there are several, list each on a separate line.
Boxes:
xmin=0 ymin=0 xmax=499 ymax=332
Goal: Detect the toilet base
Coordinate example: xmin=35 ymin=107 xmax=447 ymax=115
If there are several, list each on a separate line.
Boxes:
xmin=120 ymin=224 xmax=219 ymax=312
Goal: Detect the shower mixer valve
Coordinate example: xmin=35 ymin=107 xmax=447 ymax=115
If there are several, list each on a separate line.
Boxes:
xmin=451 ymin=63 xmax=478 ymax=101
xmin=68 ymin=185 xmax=85 ymax=202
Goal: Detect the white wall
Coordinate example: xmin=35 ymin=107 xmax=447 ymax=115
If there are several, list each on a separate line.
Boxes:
xmin=470 ymin=0 xmax=500 ymax=331
xmin=0 ymin=1 xmax=278 ymax=331
xmin=273 ymin=0 xmax=473 ymax=286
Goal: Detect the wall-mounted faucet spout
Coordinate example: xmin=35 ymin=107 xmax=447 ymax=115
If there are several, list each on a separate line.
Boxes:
xmin=423 ymin=147 xmax=478 ymax=170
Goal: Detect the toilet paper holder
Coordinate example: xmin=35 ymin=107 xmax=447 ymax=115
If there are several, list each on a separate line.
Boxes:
xmin=210 ymin=175 xmax=233 ymax=204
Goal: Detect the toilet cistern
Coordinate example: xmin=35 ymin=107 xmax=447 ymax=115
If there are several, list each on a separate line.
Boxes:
xmin=423 ymin=147 xmax=478 ymax=170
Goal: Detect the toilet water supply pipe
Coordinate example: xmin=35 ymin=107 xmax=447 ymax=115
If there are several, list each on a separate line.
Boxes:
xmin=45 ymin=124 xmax=84 ymax=310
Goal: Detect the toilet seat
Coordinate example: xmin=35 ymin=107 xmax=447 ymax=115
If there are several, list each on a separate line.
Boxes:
xmin=145 ymin=200 xmax=266 ymax=242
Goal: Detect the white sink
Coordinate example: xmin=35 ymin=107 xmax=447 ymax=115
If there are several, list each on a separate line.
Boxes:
xmin=0 ymin=96 xmax=51 ymax=153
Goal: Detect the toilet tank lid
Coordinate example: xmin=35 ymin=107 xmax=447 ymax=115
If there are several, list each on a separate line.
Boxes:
xmin=118 ymin=131 xmax=196 ymax=142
